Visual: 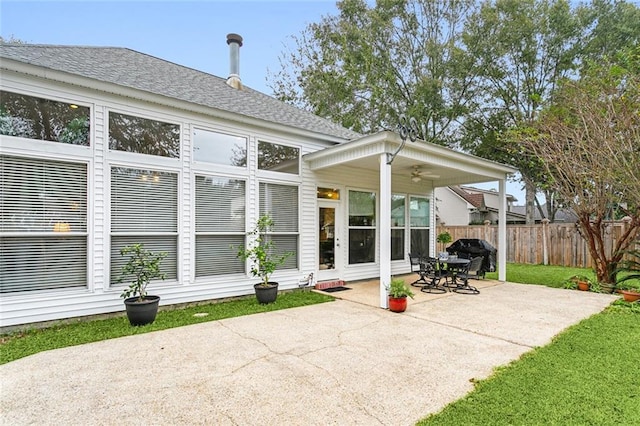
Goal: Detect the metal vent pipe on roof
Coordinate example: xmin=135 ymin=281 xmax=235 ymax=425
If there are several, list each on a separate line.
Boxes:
xmin=226 ymin=33 xmax=243 ymax=89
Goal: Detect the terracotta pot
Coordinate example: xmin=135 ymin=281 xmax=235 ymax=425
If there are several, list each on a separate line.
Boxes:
xmin=620 ymin=290 xmax=640 ymax=303
xmin=577 ymin=281 xmax=590 ymax=291
xmin=388 ymin=296 xmax=408 ymax=313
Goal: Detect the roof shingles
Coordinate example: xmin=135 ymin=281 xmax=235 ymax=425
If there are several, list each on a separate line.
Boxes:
xmin=0 ymin=44 xmax=360 ymax=141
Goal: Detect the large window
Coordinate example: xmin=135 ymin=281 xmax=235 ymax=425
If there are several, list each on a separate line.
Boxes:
xmin=258 ymin=141 xmax=299 ymax=174
xmin=193 ymin=128 xmax=246 ymax=167
xmin=110 ymin=167 xmax=178 ymax=285
xmin=195 ymin=176 xmax=246 ymax=277
xmin=391 ymin=194 xmax=406 ymax=261
xmin=410 ymin=196 xmax=430 ymax=257
xmin=109 ymin=112 xmax=180 ymax=158
xmin=349 ymin=190 xmax=376 ymax=264
xmin=259 ymin=182 xmax=298 ymax=269
xmin=0 ymin=90 xmax=90 ymax=146
xmin=0 ymin=155 xmax=87 ymax=293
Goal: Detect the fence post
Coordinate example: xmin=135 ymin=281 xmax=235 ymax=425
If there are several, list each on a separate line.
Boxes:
xmin=541 ymin=218 xmax=550 ymax=265
xmin=483 ymin=220 xmax=491 ymax=244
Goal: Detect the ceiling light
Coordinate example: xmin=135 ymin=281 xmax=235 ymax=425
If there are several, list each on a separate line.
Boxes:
xmin=411 ymin=176 xmax=421 ymax=183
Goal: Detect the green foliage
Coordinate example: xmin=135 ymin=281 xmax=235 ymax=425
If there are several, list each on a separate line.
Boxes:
xmin=0 ymin=291 xmax=334 ymax=365
xmin=418 ymin=306 xmax=640 ymax=425
xmin=561 ymin=274 xmax=591 ymax=290
xmin=485 ymin=263 xmax=597 ymax=288
xmin=269 ymin=0 xmax=476 ymax=142
xmin=615 ymin=250 xmax=640 ymax=291
xmin=117 ymin=244 xmax=167 ymax=301
xmin=386 ymin=278 xmax=414 ymax=299
xmin=517 ymin=49 xmax=640 ymax=284
xmin=271 ymin=0 xmax=640 ymax=224
xmin=437 ymin=231 xmax=452 ymax=251
xmin=235 ymin=214 xmax=294 ymax=286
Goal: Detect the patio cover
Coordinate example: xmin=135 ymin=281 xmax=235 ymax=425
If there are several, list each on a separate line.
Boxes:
xmin=304 ymin=131 xmax=517 ymax=308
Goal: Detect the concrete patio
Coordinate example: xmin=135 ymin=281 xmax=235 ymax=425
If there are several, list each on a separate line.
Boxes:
xmin=0 ymin=280 xmax=618 ymax=425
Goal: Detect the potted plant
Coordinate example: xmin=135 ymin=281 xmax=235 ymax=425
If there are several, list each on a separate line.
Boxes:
xmin=615 ymin=250 xmax=640 ymax=302
xmin=118 ymin=243 xmax=167 ymax=326
xmin=386 ymin=278 xmax=415 ymax=313
xmin=235 ymin=214 xmax=293 ymax=304
xmin=437 ymin=231 xmax=452 ymax=253
xmin=564 ymin=275 xmax=592 ymax=291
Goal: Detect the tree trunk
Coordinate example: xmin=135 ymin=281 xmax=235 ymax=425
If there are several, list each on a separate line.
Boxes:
xmin=525 ymin=180 xmax=536 ymax=225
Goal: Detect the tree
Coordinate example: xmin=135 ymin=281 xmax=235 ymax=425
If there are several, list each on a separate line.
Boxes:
xmin=518 ymin=50 xmax=640 ymax=286
xmin=459 ymin=0 xmax=587 ymax=223
xmin=268 ymin=0 xmax=477 ymax=143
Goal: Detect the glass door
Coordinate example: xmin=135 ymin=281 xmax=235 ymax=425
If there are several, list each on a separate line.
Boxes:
xmin=318 ymin=201 xmax=341 ymax=281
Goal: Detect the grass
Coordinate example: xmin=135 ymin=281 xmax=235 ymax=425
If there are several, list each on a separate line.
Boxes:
xmin=419 ymin=263 xmax=640 ymax=425
xmin=485 ymin=263 xmax=598 ymax=288
xmin=0 ymin=290 xmax=333 ymax=365
xmin=418 ymin=302 xmax=640 ymax=425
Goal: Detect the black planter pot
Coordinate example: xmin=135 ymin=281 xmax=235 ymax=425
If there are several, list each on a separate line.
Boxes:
xmin=124 ymin=295 xmax=160 ymax=326
xmin=254 ymin=282 xmax=279 ymax=304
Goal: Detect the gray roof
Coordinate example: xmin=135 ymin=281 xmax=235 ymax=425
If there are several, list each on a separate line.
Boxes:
xmin=0 ymin=44 xmax=360 ymax=141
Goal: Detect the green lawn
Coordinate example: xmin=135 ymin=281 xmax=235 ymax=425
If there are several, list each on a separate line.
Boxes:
xmin=485 ymin=263 xmax=598 ymax=288
xmin=0 ymin=290 xmax=333 ymax=365
xmin=418 ymin=303 xmax=639 ymax=425
xmin=419 ymin=263 xmax=640 ymax=425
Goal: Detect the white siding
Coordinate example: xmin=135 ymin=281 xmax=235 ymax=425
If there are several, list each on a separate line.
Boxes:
xmin=0 ymin=72 xmax=335 ymax=327
xmin=435 ymin=187 xmax=472 ymax=226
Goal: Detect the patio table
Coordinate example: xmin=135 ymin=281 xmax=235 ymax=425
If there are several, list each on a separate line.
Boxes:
xmin=439 ymin=257 xmax=471 ymax=287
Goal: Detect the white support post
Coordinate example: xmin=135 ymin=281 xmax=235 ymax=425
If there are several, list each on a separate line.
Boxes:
xmin=379 ymin=153 xmax=391 ymax=308
xmin=498 ymin=178 xmax=507 ymax=281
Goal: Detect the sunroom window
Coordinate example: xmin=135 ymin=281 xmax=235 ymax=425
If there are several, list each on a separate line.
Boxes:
xmin=391 ymin=194 xmax=406 ymax=261
xmin=195 ymin=176 xmax=246 ymax=277
xmin=0 ymin=90 xmax=90 ymax=146
xmin=108 ymin=112 xmax=180 ymax=158
xmin=259 ymin=182 xmax=298 ymax=269
xmin=0 ymin=155 xmax=88 ymax=293
xmin=257 ymin=141 xmax=299 ymax=174
xmin=193 ymin=128 xmax=246 ymax=167
xmin=410 ymin=196 xmax=430 ymax=257
xmin=110 ymin=167 xmax=178 ymax=285
xmin=349 ymin=190 xmax=376 ymax=264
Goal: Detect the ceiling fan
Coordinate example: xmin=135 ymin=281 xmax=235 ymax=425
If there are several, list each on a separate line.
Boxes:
xmin=410 ymin=166 xmax=440 ymax=182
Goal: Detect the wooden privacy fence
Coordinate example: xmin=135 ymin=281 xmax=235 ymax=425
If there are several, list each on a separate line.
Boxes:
xmin=437 ymin=219 xmax=638 ymax=269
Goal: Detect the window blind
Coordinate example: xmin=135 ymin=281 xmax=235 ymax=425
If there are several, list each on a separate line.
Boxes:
xmin=259 ymin=182 xmax=299 ymax=270
xmin=111 ymin=168 xmax=177 ymax=232
xmin=195 ymin=176 xmax=246 ymax=277
xmin=110 ymin=167 xmax=178 ymax=285
xmin=259 ymin=182 xmax=298 ymax=232
xmin=0 ymin=155 xmax=87 ymax=293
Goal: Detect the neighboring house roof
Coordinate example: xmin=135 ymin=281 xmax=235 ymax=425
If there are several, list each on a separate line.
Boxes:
xmin=0 ymin=43 xmax=361 ymax=141
xmin=460 ymin=185 xmax=518 ymax=204
xmin=511 ymin=205 xmax=578 ymax=223
xmin=449 ymin=186 xmax=485 ymax=210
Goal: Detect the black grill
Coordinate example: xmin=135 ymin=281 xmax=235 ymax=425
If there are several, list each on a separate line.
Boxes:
xmin=446 ymin=239 xmax=497 ymax=277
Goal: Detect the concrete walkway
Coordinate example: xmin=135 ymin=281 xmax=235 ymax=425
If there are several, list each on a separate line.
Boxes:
xmin=0 ymin=282 xmax=617 ymax=425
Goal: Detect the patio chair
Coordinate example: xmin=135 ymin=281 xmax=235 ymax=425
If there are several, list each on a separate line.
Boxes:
xmin=452 ymin=256 xmax=483 ymax=295
xmin=409 ymin=253 xmax=427 ymax=287
xmin=420 ymin=257 xmax=448 ymax=294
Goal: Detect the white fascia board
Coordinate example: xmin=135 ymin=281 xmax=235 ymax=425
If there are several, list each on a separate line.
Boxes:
xmin=0 ymin=60 xmax=348 ymax=145
xmin=304 ymin=131 xmax=394 ymax=169
xmin=305 ymin=130 xmax=517 ymax=177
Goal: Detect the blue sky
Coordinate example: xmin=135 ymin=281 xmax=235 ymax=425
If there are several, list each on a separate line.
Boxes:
xmin=1 ymin=0 xmax=526 ymax=201
xmin=1 ymin=0 xmax=339 ymax=93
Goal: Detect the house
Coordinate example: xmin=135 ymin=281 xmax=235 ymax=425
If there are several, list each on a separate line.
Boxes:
xmin=0 ymin=37 xmax=516 ymax=327
xmin=510 ymin=204 xmax=578 ymax=223
xmin=435 ymin=185 xmax=523 ymax=225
